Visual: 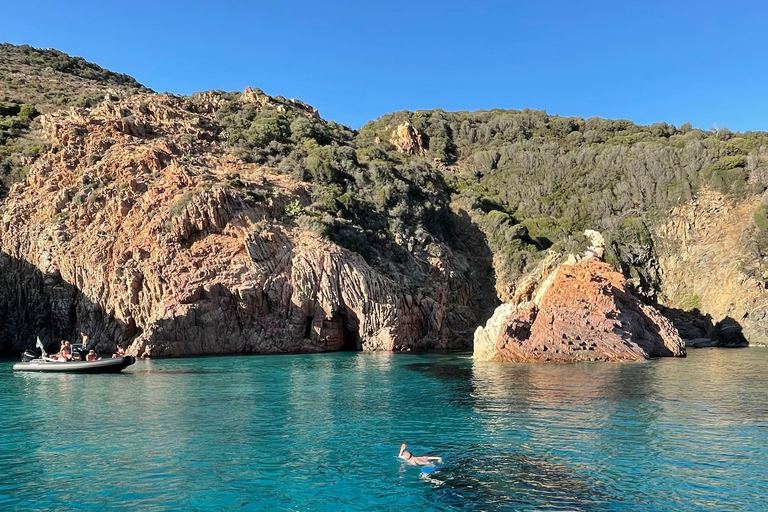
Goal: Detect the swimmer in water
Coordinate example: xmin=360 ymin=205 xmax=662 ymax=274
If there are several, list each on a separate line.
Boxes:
xmin=398 ymin=443 xmax=443 ymax=466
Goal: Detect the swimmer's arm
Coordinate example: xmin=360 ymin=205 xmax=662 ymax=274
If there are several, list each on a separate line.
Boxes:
xmin=426 ymin=456 xmax=443 ymax=462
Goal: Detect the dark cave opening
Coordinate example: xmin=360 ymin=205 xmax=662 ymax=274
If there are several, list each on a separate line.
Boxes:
xmin=304 ymin=316 xmax=314 ymax=339
xmin=338 ymin=313 xmax=362 ymax=352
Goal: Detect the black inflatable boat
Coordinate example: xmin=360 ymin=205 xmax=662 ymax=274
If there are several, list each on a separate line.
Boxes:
xmin=12 ymin=340 xmax=135 ymax=374
xmin=13 ymin=356 xmax=135 ymax=373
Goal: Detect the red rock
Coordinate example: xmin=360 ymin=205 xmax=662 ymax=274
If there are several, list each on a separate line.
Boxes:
xmin=389 ymin=122 xmax=426 ymax=155
xmin=474 ymin=257 xmax=686 ymax=362
xmin=0 ymin=94 xmax=490 ymax=357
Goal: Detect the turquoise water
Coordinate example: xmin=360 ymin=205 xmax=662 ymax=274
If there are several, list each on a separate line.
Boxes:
xmin=1 ymin=349 xmax=767 ymax=511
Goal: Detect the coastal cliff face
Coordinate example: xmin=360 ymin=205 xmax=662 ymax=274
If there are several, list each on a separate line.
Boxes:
xmin=0 ymin=94 xmax=492 ymax=356
xmin=474 ymin=251 xmax=686 ymax=362
xmin=4 ymin=44 xmax=768 ymax=358
xmin=654 ymin=190 xmax=768 ymax=346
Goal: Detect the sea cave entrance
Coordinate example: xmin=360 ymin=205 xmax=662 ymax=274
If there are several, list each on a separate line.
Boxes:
xmin=321 ymin=312 xmax=362 ymax=352
xmin=339 ymin=315 xmax=362 ymax=352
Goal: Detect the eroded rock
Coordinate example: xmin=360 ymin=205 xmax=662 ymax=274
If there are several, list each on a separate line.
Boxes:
xmin=474 ymin=254 xmax=686 ymax=362
xmin=0 ymin=94 xmax=492 ymax=357
xmin=389 ymin=122 xmax=426 ymax=155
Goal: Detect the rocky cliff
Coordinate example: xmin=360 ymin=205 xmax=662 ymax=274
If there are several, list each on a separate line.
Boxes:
xmin=0 ymin=93 xmax=493 ymax=356
xmin=474 ymin=244 xmax=686 ymax=362
xmin=654 ymin=190 xmax=768 ymax=347
xmin=4 ymin=44 xmax=768 ymax=358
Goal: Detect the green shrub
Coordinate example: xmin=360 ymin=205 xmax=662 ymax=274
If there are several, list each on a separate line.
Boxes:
xmin=755 ymin=205 xmax=768 ymax=232
xmin=282 ymin=199 xmax=304 ymax=219
xmin=17 ymin=104 xmax=39 ymax=120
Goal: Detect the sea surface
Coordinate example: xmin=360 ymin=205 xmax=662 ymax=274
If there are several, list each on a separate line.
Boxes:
xmin=1 ymin=348 xmax=767 ymax=511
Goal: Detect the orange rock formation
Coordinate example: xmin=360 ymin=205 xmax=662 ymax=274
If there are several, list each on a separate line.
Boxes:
xmin=474 ymin=255 xmax=686 ymax=362
xmin=389 ymin=122 xmax=426 ymax=155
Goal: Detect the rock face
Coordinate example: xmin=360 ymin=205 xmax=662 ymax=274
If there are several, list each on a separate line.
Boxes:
xmin=474 ymin=253 xmax=686 ymax=362
xmin=0 ymin=93 xmax=492 ymax=357
xmin=389 ymin=122 xmax=426 ymax=155
xmin=654 ymin=190 xmax=768 ymax=347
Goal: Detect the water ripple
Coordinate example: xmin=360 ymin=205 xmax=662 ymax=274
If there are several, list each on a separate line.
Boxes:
xmin=0 ymin=349 xmax=767 ymax=511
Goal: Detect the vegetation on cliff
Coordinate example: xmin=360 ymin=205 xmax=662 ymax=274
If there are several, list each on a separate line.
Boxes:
xmin=357 ymin=110 xmax=768 ymax=298
xmin=206 ymin=89 xmax=461 ymax=272
xmin=0 ymin=44 xmax=150 ymax=192
xmin=210 ymin=89 xmax=768 ymax=302
xmin=3 ymin=43 xmax=768 ymax=352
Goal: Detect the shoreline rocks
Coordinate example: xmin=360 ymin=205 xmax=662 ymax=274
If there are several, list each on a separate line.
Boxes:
xmin=474 ymin=247 xmax=686 ymax=362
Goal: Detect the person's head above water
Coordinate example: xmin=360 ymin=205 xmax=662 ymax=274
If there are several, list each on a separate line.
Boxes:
xmin=398 ymin=443 xmax=443 ymax=466
xmin=399 ymin=443 xmax=412 ymax=459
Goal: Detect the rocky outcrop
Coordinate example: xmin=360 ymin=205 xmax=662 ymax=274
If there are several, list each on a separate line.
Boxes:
xmin=389 ymin=122 xmax=426 ymax=155
xmin=474 ymin=247 xmax=686 ymax=362
xmin=240 ymin=86 xmax=319 ymax=118
xmin=655 ymin=190 xmax=768 ymax=346
xmin=0 ymin=93 xmax=491 ymax=357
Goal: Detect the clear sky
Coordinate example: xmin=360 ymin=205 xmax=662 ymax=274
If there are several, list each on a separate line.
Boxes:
xmin=4 ymin=1 xmax=767 ymax=131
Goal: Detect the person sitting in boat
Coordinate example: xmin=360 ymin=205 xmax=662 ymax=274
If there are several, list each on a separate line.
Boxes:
xmin=112 ymin=345 xmax=126 ymax=359
xmin=86 ymin=350 xmax=98 ymax=362
xmin=398 ymin=444 xmax=443 ymax=466
xmin=53 ymin=341 xmax=72 ymax=362
xmin=51 ymin=341 xmax=64 ymax=358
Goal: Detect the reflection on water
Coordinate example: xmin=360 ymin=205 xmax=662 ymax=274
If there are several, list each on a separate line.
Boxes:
xmin=1 ymin=350 xmax=767 ymax=511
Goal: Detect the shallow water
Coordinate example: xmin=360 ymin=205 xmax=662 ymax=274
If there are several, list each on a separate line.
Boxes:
xmin=1 ymin=348 xmax=767 ymax=511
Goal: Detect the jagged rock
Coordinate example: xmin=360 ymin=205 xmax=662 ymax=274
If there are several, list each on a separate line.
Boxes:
xmin=0 ymin=94 xmax=492 ymax=357
xmin=584 ymin=229 xmax=605 ymax=259
xmin=389 ymin=122 xmax=426 ymax=155
xmin=240 ymin=86 xmax=319 ymax=118
xmin=474 ymin=256 xmax=686 ymax=362
xmin=655 ymin=189 xmax=768 ymax=346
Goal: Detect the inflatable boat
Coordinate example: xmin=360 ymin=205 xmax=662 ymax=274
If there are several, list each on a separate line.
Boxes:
xmin=13 ymin=340 xmax=135 ymax=373
xmin=13 ymin=356 xmax=135 ymax=373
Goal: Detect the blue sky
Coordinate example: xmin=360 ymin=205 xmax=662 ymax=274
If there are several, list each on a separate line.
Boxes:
xmin=4 ymin=1 xmax=767 ymax=131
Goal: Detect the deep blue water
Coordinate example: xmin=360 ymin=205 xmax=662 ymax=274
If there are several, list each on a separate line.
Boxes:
xmin=1 ymin=349 xmax=767 ymax=511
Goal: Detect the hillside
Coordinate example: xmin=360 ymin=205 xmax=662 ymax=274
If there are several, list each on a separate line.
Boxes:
xmin=358 ymin=110 xmax=768 ymax=297
xmin=0 ymin=89 xmax=495 ymax=355
xmin=1 ymin=43 xmax=768 ymax=355
xmin=0 ymin=44 xmax=150 ymax=192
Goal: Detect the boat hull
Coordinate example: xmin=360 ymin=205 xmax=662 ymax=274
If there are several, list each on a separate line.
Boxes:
xmin=13 ymin=356 xmax=135 ymax=374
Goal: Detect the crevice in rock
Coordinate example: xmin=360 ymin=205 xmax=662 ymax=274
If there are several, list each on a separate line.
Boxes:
xmin=304 ymin=315 xmax=314 ymax=339
xmin=321 ymin=311 xmax=361 ymax=352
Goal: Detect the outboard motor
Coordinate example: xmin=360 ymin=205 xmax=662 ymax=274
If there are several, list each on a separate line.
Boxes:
xmin=21 ymin=349 xmax=40 ymax=362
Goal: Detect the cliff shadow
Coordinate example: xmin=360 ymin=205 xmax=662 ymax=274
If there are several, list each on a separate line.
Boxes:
xmin=710 ymin=316 xmax=749 ymax=347
xmin=323 ymin=190 xmax=499 ymax=348
xmin=0 ymin=250 xmax=134 ymax=355
xmin=658 ymin=305 xmax=748 ymax=347
xmin=444 ymin=208 xmax=502 ymax=330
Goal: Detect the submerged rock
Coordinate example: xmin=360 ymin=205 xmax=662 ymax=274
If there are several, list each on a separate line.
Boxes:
xmin=474 ymin=254 xmax=686 ymax=362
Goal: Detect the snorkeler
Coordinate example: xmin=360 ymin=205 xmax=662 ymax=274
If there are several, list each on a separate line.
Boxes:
xmin=398 ymin=443 xmax=443 ymax=466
